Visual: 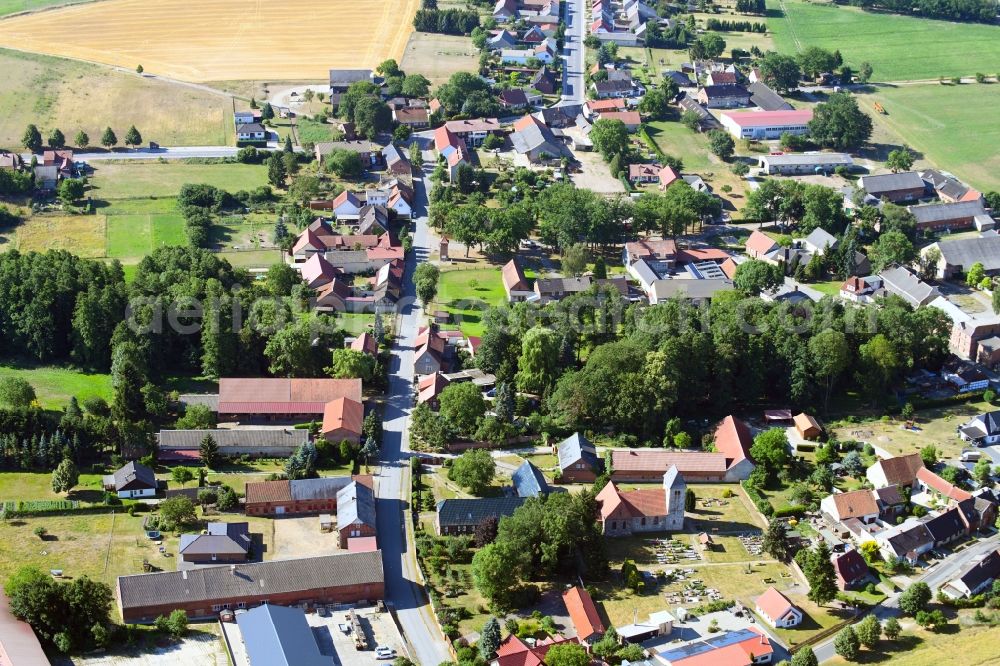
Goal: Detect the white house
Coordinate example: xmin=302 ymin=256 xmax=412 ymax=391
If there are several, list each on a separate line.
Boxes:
xmin=332 ymin=191 xmax=364 ymax=221
xmin=820 ymin=489 xmax=880 ymax=526
xmin=236 ymin=122 xmax=267 ymax=143
xmin=959 ymin=411 xmax=1000 ymax=447
xmin=754 ymin=587 xmax=802 ymax=628
xmin=102 ymin=462 xmax=158 ymax=499
xmin=802 ymin=228 xmax=838 ymax=255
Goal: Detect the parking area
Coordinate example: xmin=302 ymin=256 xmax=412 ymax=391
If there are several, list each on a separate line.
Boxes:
xmin=221 ymin=604 xmax=407 ymax=666
xmin=270 ymin=516 xmax=341 ymax=559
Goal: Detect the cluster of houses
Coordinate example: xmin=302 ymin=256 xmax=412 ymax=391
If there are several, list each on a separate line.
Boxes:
xmin=858 ymin=169 xmax=994 ymax=232
xmin=820 ymin=452 xmax=998 ymax=570
xmin=0 ymin=147 xmax=79 ymax=192
xmin=589 ymin=0 xmax=662 ymax=46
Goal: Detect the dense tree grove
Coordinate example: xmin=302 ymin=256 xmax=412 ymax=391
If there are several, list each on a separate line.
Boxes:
xmin=412 ymin=8 xmax=480 ymax=34
xmin=475 ymin=284 xmax=950 ymax=444
xmin=843 ymin=0 xmax=995 ymax=22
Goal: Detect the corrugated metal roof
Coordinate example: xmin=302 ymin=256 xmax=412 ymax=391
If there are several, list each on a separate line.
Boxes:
xmin=558 ymin=433 xmax=598 ymax=472
xmin=159 ymin=429 xmax=308 ymax=449
xmin=289 ymin=477 xmax=353 ymax=501
xmin=436 ymin=497 xmax=527 ymax=527
xmin=117 ymin=551 xmax=383 ymax=611
xmin=336 ymin=481 xmax=376 ymax=529
xmin=512 ymin=461 xmax=549 ymax=498
xmin=236 ymin=604 xmax=328 ymax=666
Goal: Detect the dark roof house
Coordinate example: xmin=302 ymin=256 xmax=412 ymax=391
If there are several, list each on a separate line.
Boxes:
xmin=511 ymin=461 xmax=550 ymax=498
xmin=236 ymin=603 xmax=327 ymax=666
xmin=179 ymin=523 xmax=252 ymax=562
xmin=103 ymin=461 xmax=157 ymax=494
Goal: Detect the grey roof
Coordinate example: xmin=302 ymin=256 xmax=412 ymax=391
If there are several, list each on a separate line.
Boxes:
xmin=663 ymin=465 xmax=684 ymax=490
xmin=436 ymin=497 xmax=527 ymax=527
xmin=558 ymin=433 xmax=599 ymax=472
xmin=117 ymin=551 xmax=384 ymax=611
xmin=804 ymin=227 xmax=838 ymax=250
xmin=510 ymin=121 xmax=563 ymax=157
xmin=107 ymin=461 xmax=157 ymax=491
xmin=236 ymin=123 xmax=266 ymax=134
xmin=236 ymin=604 xmax=327 ymax=666
xmin=382 ymin=143 xmax=408 ymax=166
xmin=858 ymin=171 xmax=925 ymax=195
xmin=324 ymin=250 xmax=370 ymax=266
xmin=700 ymin=84 xmax=750 ymax=100
xmin=594 ymin=79 xmax=634 ymax=94
xmin=934 ymin=236 xmax=1000 ymax=271
xmin=921 ymin=507 xmax=967 ymax=543
xmin=761 ymin=153 xmax=853 ymax=167
xmin=909 ymin=200 xmax=989 ymax=224
xmin=290 ymin=476 xmax=353 ymax=501
xmin=329 ymin=69 xmax=373 ymax=87
xmin=878 ymin=266 xmax=939 ymax=308
xmin=178 ymin=394 xmax=219 ymax=410
xmin=536 ymin=276 xmax=592 ymax=295
xmin=179 ymin=522 xmax=251 ymax=556
xmin=511 ymin=461 xmax=549 ymax=498
xmin=968 ymin=411 xmax=1000 ymax=438
xmin=953 ymin=549 xmax=1000 ymax=594
xmin=336 ymin=481 xmax=376 ymax=529
xmin=535 ymin=104 xmax=583 ymax=128
xmin=663 ymin=70 xmax=694 ymax=87
xmin=159 ymin=429 xmax=308 ymax=450
xmin=651 ymin=279 xmax=734 ymax=300
xmin=630 ymin=257 xmax=661 ymax=286
xmin=747 ymin=81 xmax=793 ymax=111
xmin=887 ymin=523 xmax=933 ymax=555
xmin=920 ymin=169 xmax=970 ymax=200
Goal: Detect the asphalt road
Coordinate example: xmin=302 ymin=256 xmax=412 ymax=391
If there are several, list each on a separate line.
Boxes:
xmin=375 ymin=156 xmax=451 ymax=666
xmin=558 ymin=0 xmax=586 ymax=105
xmin=813 ymin=532 xmax=1000 ymax=663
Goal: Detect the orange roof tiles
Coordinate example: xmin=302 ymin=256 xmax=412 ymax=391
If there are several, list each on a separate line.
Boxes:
xmin=244 ymin=479 xmax=292 ymax=505
xmin=917 ymin=467 xmax=973 ymax=501
xmin=322 ymin=397 xmax=364 ymax=438
xmin=830 ymin=489 xmax=879 ymax=520
xmin=562 ymin=586 xmax=604 ymax=641
xmin=712 ymin=415 xmax=753 ymax=468
xmin=755 ymin=587 xmax=796 ymax=622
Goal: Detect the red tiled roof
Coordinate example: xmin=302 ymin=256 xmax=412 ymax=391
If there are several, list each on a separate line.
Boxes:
xmin=587 ymin=98 xmax=626 ymax=112
xmin=599 ymin=111 xmax=642 ymax=125
xmin=347 ymin=536 xmax=379 ymax=552
xmin=598 ymin=485 xmax=666 ymax=520
xmin=746 ymin=230 xmax=778 ymax=255
xmin=503 ymin=259 xmax=530 ymax=292
xmin=830 ymin=489 xmax=879 ymax=520
xmin=665 ymin=627 xmax=773 ymax=666
xmin=659 ymin=165 xmax=680 ymax=187
xmin=563 ymin=586 xmax=604 ymax=641
xmin=611 ymin=450 xmax=727 ymax=474
xmin=678 ymin=248 xmax=731 ymax=263
xmin=720 ymin=258 xmax=739 ymax=279
xmin=719 ymin=109 xmax=813 ymax=129
xmin=794 ymin=412 xmax=821 ymax=434
xmin=351 ymin=332 xmax=378 ymax=356
xmin=713 ymin=415 xmax=753 ymax=468
xmin=873 ymin=453 xmax=924 ymax=486
xmin=245 ymin=479 xmax=292 ymax=504
xmin=322 ymin=397 xmax=364 ymax=438
xmin=218 ymin=378 xmax=362 ymax=415
xmin=916 ymin=467 xmax=973 ymax=501
xmin=755 ymin=586 xmax=796 ymax=622
xmin=832 ymin=549 xmax=870 ymax=585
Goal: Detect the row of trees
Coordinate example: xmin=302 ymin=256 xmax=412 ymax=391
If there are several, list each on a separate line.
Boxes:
xmin=22 ymin=124 xmax=140 ymax=152
xmin=412 ymin=8 xmax=480 ymax=35
xmin=845 ymin=0 xmax=996 ymax=22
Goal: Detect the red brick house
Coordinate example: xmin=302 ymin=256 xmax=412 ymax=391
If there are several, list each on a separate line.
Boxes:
xmin=337 ymin=480 xmax=377 ymax=549
xmin=244 ymin=475 xmax=372 ymax=516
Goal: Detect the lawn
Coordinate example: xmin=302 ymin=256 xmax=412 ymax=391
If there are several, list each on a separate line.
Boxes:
xmin=831 ymin=400 xmax=993 ymax=460
xmin=435 ymin=266 xmax=506 ymax=338
xmin=0 ymin=471 xmax=108 ymax=501
xmin=0 ymin=362 xmax=112 ymax=409
xmin=686 ymin=484 xmax=764 ymax=535
xmin=644 ymin=120 xmax=749 ymax=211
xmin=337 ymin=312 xmax=376 ymax=336
xmin=295 ymin=118 xmax=342 ymax=145
xmin=857 ymin=83 xmax=1000 ymax=193
xmin=767 ymin=0 xmax=1000 ymax=81
xmin=88 ymin=162 xmax=269 ymax=200
xmin=808 ymin=280 xmax=844 ymax=296
xmin=828 ymin=615 xmax=1000 ymax=665
xmin=0 ymin=48 xmax=232 ymax=148
xmin=0 ymin=0 xmax=83 ymax=16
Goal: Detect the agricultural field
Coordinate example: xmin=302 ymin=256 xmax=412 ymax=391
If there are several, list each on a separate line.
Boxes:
xmin=0 ymin=363 xmax=112 ymax=409
xmin=0 ymin=48 xmax=232 ymax=150
xmin=0 ymin=0 xmax=420 ymax=82
xmin=857 ymin=83 xmax=1000 ymax=193
xmin=767 ymin=0 xmax=1000 ymax=81
xmin=88 ymin=162 xmax=269 ymax=200
xmin=401 ymin=32 xmax=479 ymax=87
xmin=827 ymin=615 xmax=1000 ymax=665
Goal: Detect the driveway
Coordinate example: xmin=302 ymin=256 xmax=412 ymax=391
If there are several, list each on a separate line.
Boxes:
xmin=271 ymin=516 xmax=340 ymax=560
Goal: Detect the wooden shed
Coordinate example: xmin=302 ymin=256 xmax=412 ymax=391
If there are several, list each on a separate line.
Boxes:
xmin=319 ymin=514 xmax=334 ymax=532
xmin=794 ymin=413 xmax=822 ymax=440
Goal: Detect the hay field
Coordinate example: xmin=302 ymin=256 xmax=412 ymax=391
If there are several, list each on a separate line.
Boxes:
xmin=401 ymin=32 xmax=479 ymax=86
xmin=0 ymin=48 xmax=232 ymax=148
xmin=0 ymin=0 xmax=420 ymax=82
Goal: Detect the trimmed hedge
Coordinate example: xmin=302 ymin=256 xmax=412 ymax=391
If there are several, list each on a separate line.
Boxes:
xmin=741 ymin=480 xmax=774 ymax=517
xmin=911 ymin=391 xmax=984 ymax=410
xmin=773 ymin=504 xmax=808 ymax=518
xmin=1 ymin=500 xmax=118 ymax=517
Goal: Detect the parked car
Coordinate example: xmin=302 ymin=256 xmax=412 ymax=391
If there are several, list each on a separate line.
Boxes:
xmin=375 ymin=646 xmax=396 ymax=660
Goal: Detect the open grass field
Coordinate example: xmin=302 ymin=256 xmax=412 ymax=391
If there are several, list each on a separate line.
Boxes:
xmin=0 ymin=0 xmax=83 ymax=17
xmin=0 ymin=471 xmax=107 ymax=500
xmin=857 ymin=84 xmax=1000 ymax=192
xmin=832 ymin=399 xmax=992 ymax=461
xmin=0 ymin=362 xmax=112 ymax=409
xmin=767 ymin=0 xmax=1000 ymax=81
xmin=88 ymin=162 xmax=269 ymax=200
xmin=401 ymin=32 xmax=479 ymax=87
xmin=828 ymin=616 xmax=1000 ymax=665
xmin=435 ymin=266 xmax=506 ymax=338
xmin=0 ymin=48 xmax=231 ymax=150
xmin=8 ymin=213 xmax=106 ymax=257
xmin=0 ymin=0 xmax=420 ymax=82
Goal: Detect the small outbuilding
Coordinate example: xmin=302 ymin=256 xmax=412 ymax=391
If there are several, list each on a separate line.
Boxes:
xmin=319 ymin=514 xmax=334 ymax=532
xmin=754 ymin=586 xmax=803 ymax=628
xmin=794 ymin=413 xmax=822 ymax=440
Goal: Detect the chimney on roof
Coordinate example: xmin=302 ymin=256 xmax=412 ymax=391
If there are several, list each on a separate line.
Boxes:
xmin=230 ymin=565 xmax=236 ymax=576
xmin=182 ymin=570 xmax=188 ymax=580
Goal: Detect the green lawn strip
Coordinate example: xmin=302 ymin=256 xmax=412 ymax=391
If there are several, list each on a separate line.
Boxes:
xmin=0 ymin=471 xmax=107 ymax=501
xmin=106 ymin=214 xmax=152 ymax=259
xmin=0 ymin=362 xmax=112 ymax=409
xmin=767 ymin=0 xmax=1000 ymax=81
xmin=0 ymin=0 xmax=83 ymax=17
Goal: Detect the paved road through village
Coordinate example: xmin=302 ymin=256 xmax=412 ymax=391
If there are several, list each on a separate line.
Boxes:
xmin=375 ymin=155 xmax=452 ymax=666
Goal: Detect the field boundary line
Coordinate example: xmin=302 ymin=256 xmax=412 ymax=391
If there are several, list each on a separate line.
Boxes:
xmin=103 ymin=509 xmax=116 ymax=574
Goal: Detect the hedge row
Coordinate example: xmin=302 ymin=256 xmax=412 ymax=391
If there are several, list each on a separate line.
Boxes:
xmin=741 ymin=480 xmax=774 ymax=517
xmin=911 ymin=391 xmax=985 ymax=410
xmin=1 ymin=500 xmax=117 ymax=517
xmin=773 ymin=504 xmax=808 ymax=518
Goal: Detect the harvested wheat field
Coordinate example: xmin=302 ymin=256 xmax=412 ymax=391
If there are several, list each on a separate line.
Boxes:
xmin=0 ymin=0 xmax=420 ymax=81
